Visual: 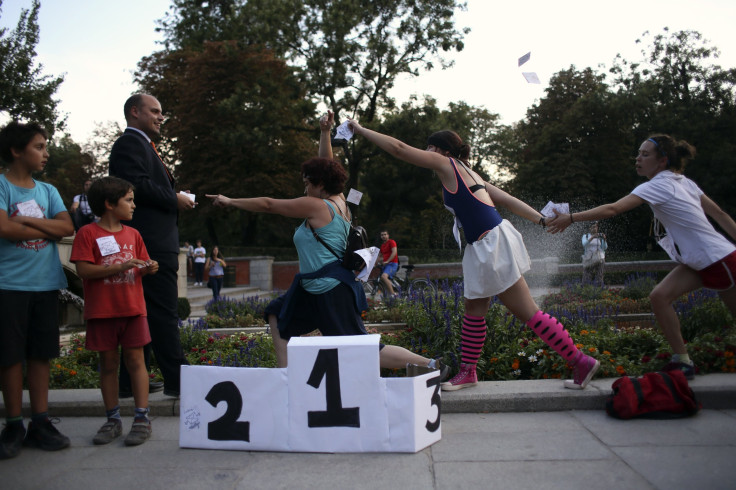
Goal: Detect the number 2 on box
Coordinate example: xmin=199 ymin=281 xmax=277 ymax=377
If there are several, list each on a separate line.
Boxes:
xmin=205 ymin=381 xmax=250 ymax=441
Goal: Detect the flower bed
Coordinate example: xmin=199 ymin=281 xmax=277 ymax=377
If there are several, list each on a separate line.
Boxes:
xmin=48 ymin=275 xmax=736 ymax=388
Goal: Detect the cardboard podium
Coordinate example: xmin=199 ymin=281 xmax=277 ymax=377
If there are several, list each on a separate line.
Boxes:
xmin=179 ymin=334 xmax=441 ymax=452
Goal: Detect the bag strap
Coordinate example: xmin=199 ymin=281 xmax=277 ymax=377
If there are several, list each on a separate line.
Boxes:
xmin=308 ymin=199 xmax=343 ymax=261
xmin=630 ymin=377 xmax=645 ymax=408
xmin=657 ymin=371 xmax=684 ymax=404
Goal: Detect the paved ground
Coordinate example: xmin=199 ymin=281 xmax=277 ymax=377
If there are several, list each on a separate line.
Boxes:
xmin=7 ymin=283 xmax=734 ymax=488
xmin=2 ymin=408 xmax=735 ymax=490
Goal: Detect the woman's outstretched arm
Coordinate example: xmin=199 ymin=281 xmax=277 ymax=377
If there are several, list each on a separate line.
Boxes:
xmin=546 ymin=194 xmax=644 ymax=234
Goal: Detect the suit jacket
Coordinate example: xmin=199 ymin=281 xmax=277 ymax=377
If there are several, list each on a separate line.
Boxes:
xmin=109 ymin=129 xmax=179 ymax=254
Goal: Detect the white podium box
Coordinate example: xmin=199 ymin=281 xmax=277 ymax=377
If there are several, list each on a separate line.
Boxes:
xmin=385 ymin=372 xmax=442 ymax=452
xmin=179 ymin=366 xmax=289 ymax=451
xmin=179 ymin=335 xmax=442 ymax=453
xmin=287 ymin=334 xmax=388 ymax=452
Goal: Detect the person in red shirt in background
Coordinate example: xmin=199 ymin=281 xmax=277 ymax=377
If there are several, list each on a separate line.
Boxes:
xmin=379 ymin=230 xmax=399 ymax=297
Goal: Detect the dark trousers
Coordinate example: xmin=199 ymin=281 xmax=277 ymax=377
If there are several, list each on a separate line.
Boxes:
xmin=120 ymin=252 xmax=189 ymax=393
xmin=194 ymin=262 xmax=205 ymax=283
xmin=211 ymin=276 xmax=224 ymax=299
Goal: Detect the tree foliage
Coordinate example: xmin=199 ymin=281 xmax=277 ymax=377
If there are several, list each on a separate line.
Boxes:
xmin=135 ymin=41 xmax=316 ymax=246
xmin=0 ymin=0 xmax=64 ymax=133
xmin=42 ymin=134 xmax=94 ymax=208
xmin=360 ymin=96 xmax=503 ymax=249
xmin=504 ymin=29 xmax=736 ymax=252
xmin=155 ymin=0 xmax=469 ymax=190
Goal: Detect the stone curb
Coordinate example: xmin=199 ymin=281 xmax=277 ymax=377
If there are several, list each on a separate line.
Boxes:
xmin=3 ymin=373 xmax=735 ymax=417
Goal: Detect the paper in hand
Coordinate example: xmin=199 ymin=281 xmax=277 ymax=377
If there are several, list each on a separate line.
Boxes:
xmin=540 ymin=201 xmax=570 ymax=218
xmin=522 ymin=72 xmax=541 ymax=84
xmin=346 ymin=188 xmax=363 ymax=205
xmin=355 ymin=247 xmax=380 ymax=282
xmin=335 ymin=121 xmax=354 ymax=141
xmin=518 ymin=51 xmax=531 ymax=67
xmin=180 ymin=191 xmax=196 ymax=203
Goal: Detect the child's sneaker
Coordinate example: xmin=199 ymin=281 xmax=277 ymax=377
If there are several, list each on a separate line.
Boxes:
xmin=124 ymin=421 xmax=152 ymax=446
xmin=23 ymin=418 xmax=70 ymax=451
xmin=0 ymin=423 xmax=26 ymax=459
xmin=441 ymin=363 xmax=478 ymax=391
xmin=564 ymin=354 xmax=600 ymax=390
xmin=93 ymin=419 xmax=123 ymax=445
xmin=662 ymin=361 xmax=695 ymax=380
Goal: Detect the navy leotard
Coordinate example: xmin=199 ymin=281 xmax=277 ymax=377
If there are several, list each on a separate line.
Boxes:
xmin=442 ymin=158 xmax=503 ymax=243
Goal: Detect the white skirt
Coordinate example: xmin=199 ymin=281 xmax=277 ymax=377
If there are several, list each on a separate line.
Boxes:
xmin=462 ymin=220 xmax=531 ymax=299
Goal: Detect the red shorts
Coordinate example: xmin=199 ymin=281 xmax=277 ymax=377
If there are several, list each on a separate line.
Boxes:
xmin=698 ymin=251 xmax=736 ymax=290
xmin=85 ymin=316 xmax=151 ymax=352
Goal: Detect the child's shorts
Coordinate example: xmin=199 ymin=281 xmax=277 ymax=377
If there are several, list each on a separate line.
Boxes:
xmin=0 ymin=289 xmax=60 ymax=366
xmin=698 ymin=251 xmax=736 ymax=291
xmin=85 ymin=316 xmax=151 ymax=352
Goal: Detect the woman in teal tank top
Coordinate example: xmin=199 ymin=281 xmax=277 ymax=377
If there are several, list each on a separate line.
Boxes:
xmin=206 ymin=113 xmax=447 ymax=377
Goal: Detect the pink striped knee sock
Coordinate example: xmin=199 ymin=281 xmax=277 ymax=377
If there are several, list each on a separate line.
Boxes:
xmin=460 ymin=314 xmax=487 ymax=365
xmin=526 ymin=311 xmax=582 ymax=364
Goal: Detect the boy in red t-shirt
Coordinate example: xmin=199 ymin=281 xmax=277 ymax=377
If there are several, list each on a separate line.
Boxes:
xmin=70 ymin=177 xmax=159 ymax=447
xmin=379 ymin=230 xmax=399 ymax=296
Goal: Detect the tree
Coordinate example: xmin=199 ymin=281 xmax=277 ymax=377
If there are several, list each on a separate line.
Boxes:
xmin=0 ymin=0 xmax=64 ymax=133
xmin=135 ymin=41 xmax=317 ymax=247
xmin=82 ymin=120 xmax=124 ymax=178
xmin=610 ymin=28 xmax=736 ymax=218
xmin=359 ymin=96 xmax=504 ymax=249
xmin=506 ymin=67 xmax=636 ymax=205
xmin=155 ymin=0 xmax=469 ymax=191
xmin=43 ymin=134 xmax=94 ymax=208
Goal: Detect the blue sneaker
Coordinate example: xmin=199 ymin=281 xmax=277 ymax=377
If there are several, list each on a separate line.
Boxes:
xmin=662 ymin=361 xmax=695 ymax=380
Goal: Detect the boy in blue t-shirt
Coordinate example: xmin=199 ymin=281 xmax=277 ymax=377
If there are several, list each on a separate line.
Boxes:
xmin=0 ymin=122 xmax=75 ymax=459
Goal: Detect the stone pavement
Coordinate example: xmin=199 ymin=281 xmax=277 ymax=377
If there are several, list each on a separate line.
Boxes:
xmin=2 ymin=375 xmax=736 ymax=489
xmin=2 ymin=408 xmax=735 ymax=489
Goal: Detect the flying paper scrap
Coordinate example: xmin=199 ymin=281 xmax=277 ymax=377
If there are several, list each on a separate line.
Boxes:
xmin=541 ymin=201 xmax=570 ymax=218
xmin=346 ymin=188 xmax=363 ymax=205
xmin=518 ymin=51 xmax=531 ymax=67
xmin=335 ymin=121 xmax=354 ymax=140
xmin=522 ymin=72 xmax=541 ymax=84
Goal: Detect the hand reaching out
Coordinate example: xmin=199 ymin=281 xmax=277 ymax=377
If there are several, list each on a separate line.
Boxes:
xmin=546 ymin=210 xmax=572 ymax=234
xmin=206 ymin=194 xmax=232 ymax=207
xmin=319 ymin=110 xmax=334 ymax=132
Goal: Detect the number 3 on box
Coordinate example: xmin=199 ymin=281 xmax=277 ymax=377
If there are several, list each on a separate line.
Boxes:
xmin=425 ymin=375 xmax=441 ymax=432
xmin=306 ymin=348 xmax=361 ymax=428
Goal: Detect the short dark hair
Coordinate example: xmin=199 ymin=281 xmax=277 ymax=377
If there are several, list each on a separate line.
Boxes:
xmin=301 ymin=158 xmax=348 ymax=195
xmin=87 ymin=176 xmax=135 ymax=217
xmin=0 ymin=121 xmax=49 ymax=164
xmin=123 ymin=94 xmax=146 ymax=121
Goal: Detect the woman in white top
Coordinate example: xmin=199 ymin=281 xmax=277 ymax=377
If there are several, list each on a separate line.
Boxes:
xmin=548 ymin=134 xmax=736 ymax=379
xmin=581 ymin=222 xmax=607 ymax=286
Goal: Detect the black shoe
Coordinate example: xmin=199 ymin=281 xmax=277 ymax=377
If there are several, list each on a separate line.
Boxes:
xmin=23 ymin=418 xmax=70 ymax=451
xmin=163 ymin=388 xmax=180 ymax=398
xmin=149 ymin=381 xmax=164 ymax=393
xmin=0 ymin=423 xmax=26 ymax=459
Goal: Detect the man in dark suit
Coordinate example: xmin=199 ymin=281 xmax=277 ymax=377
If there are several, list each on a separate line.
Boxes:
xmin=109 ymin=94 xmax=194 ymax=397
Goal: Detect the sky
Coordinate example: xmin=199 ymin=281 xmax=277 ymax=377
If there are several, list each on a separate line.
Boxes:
xmin=2 ymin=0 xmax=736 ymax=143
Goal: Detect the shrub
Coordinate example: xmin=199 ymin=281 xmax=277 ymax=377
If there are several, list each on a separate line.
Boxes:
xmin=178 ymin=297 xmax=191 ymax=320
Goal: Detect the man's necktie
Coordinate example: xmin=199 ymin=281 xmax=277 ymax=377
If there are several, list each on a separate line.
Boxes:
xmin=150 ymin=141 xmax=174 ymax=182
